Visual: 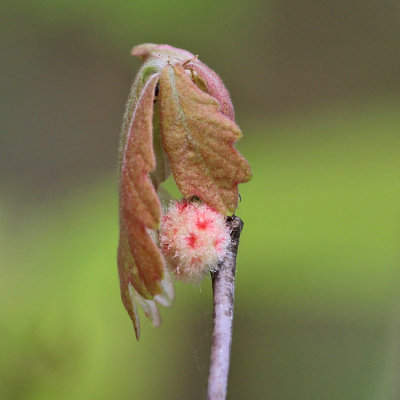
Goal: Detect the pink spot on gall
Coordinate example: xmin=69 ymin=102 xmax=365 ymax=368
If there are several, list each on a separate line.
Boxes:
xmin=196 ymin=218 xmax=210 ymax=230
xmin=186 ymin=232 xmax=198 ymax=248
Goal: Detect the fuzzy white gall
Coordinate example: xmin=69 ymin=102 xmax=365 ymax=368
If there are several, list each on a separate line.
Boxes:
xmin=160 ymin=201 xmax=231 ymax=283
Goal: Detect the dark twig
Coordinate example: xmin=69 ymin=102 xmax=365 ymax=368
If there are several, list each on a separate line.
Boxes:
xmin=207 ymin=216 xmax=244 ymax=400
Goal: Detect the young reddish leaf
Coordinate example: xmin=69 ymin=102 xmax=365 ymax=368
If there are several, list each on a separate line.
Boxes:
xmin=118 ymin=73 xmax=167 ymax=338
xmin=159 ymin=64 xmax=252 ymax=215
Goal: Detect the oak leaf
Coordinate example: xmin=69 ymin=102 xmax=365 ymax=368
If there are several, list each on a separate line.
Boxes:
xmin=159 ymin=64 xmax=252 ymax=215
xmin=118 ymin=73 xmax=172 ymax=339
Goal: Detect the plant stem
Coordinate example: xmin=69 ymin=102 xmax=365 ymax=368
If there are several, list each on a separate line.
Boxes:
xmin=207 ymin=216 xmax=244 ymax=400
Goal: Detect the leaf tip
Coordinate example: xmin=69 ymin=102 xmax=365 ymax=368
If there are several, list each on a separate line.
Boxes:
xmin=131 ymin=43 xmax=158 ymax=60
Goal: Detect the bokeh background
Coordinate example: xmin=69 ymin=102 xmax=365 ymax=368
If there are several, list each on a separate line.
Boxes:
xmin=1 ymin=1 xmax=400 ymax=399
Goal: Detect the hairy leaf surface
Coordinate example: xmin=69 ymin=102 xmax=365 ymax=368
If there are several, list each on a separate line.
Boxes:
xmin=159 ymin=64 xmax=252 ymax=215
xmin=118 ymin=73 xmax=165 ymax=337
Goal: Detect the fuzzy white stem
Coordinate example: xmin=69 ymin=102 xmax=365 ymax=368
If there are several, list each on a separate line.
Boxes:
xmin=207 ymin=216 xmax=243 ymax=400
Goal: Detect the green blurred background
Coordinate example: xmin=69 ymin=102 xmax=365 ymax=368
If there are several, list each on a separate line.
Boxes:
xmin=1 ymin=1 xmax=400 ymax=399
